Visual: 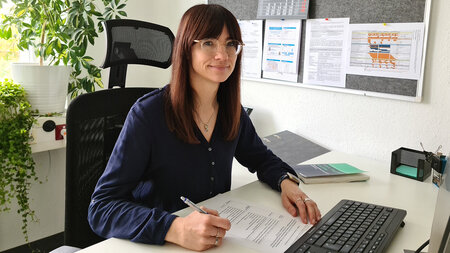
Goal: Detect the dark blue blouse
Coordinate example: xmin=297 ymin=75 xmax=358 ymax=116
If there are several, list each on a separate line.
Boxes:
xmin=88 ymin=87 xmax=295 ymax=245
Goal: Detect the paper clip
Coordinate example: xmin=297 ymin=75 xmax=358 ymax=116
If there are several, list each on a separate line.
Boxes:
xmin=435 ymin=145 xmax=442 ymax=154
xmin=383 ymin=23 xmax=387 ymax=26
xmin=325 ymin=18 xmax=329 ymax=21
xmin=420 ymin=142 xmax=426 ymax=152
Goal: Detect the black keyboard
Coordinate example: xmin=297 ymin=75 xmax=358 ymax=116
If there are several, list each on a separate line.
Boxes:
xmin=285 ymin=199 xmax=407 ymax=253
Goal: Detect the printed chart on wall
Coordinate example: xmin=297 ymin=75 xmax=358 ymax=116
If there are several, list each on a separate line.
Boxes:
xmin=347 ymin=23 xmax=425 ymax=80
xmin=262 ymin=19 xmax=301 ymax=82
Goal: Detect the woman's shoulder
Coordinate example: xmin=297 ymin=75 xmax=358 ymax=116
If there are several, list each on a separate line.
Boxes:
xmin=133 ymin=86 xmax=167 ymax=113
xmin=137 ymin=86 xmax=166 ymax=104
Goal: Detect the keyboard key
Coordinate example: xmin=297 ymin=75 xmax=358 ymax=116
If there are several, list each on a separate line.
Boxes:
xmin=341 ymin=244 xmax=353 ymax=253
xmin=306 ymin=237 xmax=317 ymax=244
xmin=323 ymin=242 xmax=342 ymax=251
xmin=295 ymin=244 xmax=310 ymax=253
xmin=314 ymin=236 xmax=329 ymax=246
xmin=325 ymin=211 xmax=343 ymax=226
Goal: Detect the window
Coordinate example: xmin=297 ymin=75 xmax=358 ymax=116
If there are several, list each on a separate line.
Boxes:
xmin=0 ymin=1 xmax=21 ymax=81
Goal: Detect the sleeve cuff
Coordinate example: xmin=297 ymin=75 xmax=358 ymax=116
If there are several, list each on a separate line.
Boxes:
xmin=277 ymin=174 xmax=290 ymax=191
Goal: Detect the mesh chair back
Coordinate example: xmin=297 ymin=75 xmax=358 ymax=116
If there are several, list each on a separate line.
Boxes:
xmin=65 ymin=87 xmax=156 ymax=248
xmin=101 ymin=19 xmax=174 ymax=88
xmin=101 ymin=19 xmax=174 ymax=68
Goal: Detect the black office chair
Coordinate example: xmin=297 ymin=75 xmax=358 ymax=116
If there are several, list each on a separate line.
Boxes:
xmin=58 ymin=19 xmax=174 ymax=251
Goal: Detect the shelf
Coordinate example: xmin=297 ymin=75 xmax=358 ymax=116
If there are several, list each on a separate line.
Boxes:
xmin=30 ymin=116 xmax=66 ymax=153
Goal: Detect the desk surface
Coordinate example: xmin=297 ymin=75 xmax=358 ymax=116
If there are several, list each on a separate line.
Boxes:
xmin=78 ymin=151 xmax=438 ymax=253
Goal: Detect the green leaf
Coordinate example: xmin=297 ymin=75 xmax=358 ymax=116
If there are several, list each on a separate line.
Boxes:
xmin=82 ymin=56 xmax=94 ymax=61
xmin=5 ymin=28 xmax=12 ymax=39
xmin=118 ymin=11 xmax=127 ymax=17
xmin=81 ymin=59 xmax=90 ymax=69
xmin=16 ymin=9 xmax=26 ymax=18
xmin=88 ymin=35 xmax=94 ymax=45
xmin=56 ymin=40 xmax=62 ymax=52
xmin=94 ymin=77 xmax=103 ymax=88
xmin=63 ymin=55 xmax=69 ymax=65
xmin=91 ymin=10 xmax=102 ymax=17
xmin=45 ymin=44 xmax=53 ymax=57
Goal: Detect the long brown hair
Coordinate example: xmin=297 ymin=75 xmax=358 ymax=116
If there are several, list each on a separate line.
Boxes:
xmin=165 ymin=4 xmax=243 ymax=144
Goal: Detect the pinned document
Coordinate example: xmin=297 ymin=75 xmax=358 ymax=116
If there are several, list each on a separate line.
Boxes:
xmin=262 ymin=19 xmax=301 ymax=82
xmin=303 ymin=18 xmax=350 ymax=87
xmin=238 ymin=20 xmax=263 ymax=79
xmin=347 ymin=23 xmax=425 ymax=80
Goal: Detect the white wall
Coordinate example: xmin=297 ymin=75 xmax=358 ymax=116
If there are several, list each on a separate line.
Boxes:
xmin=241 ymin=0 xmax=450 ymax=161
xmin=1 ymin=0 xmax=448 ymax=250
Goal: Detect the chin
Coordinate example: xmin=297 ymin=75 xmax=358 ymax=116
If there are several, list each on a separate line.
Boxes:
xmin=208 ymin=74 xmax=232 ymax=84
xmin=217 ymin=77 xmax=232 ymax=83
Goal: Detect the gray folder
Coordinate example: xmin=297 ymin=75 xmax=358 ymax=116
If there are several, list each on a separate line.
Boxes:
xmin=262 ymin=130 xmax=330 ymax=167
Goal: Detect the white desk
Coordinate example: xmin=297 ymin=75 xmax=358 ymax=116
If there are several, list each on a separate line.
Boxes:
xmin=78 ymin=151 xmax=438 ymax=253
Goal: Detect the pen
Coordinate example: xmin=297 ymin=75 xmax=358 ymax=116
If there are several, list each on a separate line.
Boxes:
xmin=287 ymin=172 xmax=302 ymax=184
xmin=180 ymin=196 xmax=208 ymax=214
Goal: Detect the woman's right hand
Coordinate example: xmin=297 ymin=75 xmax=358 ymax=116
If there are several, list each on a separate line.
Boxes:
xmin=165 ymin=207 xmax=231 ymax=251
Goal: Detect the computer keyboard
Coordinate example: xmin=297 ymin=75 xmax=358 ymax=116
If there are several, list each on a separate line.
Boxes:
xmin=285 ymin=199 xmax=407 ymax=253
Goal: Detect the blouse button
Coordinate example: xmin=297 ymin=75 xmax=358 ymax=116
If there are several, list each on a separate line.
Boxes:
xmin=208 ymin=147 xmax=212 ymax=151
xmin=210 ymin=177 xmax=214 ymax=181
xmin=211 ymin=161 xmax=215 ymax=166
xmin=209 ymin=191 xmax=213 ymax=195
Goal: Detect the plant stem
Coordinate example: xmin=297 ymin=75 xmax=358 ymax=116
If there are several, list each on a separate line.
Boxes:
xmin=40 ymin=21 xmax=46 ymax=66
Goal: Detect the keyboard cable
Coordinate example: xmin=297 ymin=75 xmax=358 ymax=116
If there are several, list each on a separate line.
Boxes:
xmin=414 ymin=239 xmax=430 ymax=253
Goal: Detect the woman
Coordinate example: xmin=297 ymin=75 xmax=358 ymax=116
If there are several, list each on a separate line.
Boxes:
xmin=88 ymin=4 xmax=321 ymax=251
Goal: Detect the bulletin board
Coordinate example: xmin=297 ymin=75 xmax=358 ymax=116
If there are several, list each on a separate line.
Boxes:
xmin=208 ymin=0 xmax=432 ymax=102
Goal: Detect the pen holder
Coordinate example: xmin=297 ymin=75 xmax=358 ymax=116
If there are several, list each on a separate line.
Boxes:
xmin=390 ymin=147 xmax=431 ymax=181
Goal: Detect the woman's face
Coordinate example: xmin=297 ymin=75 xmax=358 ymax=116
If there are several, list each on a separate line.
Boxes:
xmin=189 ymin=26 xmax=238 ymax=86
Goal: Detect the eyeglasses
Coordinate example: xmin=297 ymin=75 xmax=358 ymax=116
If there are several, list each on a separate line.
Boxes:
xmin=193 ymin=38 xmax=244 ymax=56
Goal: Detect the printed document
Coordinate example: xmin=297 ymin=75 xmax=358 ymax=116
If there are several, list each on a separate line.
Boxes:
xmin=206 ymin=195 xmax=312 ymax=252
xmin=238 ymin=20 xmax=263 ymax=79
xmin=347 ymin=23 xmax=424 ymax=80
xmin=262 ymin=19 xmax=302 ymax=82
xmin=303 ymin=18 xmax=350 ymax=87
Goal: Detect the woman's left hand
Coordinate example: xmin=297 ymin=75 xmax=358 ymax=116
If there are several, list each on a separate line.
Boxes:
xmin=280 ymin=179 xmax=321 ymax=225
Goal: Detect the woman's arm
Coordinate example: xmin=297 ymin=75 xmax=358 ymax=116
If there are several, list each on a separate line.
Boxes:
xmin=234 ymin=107 xmax=293 ymax=190
xmin=87 ymin=102 xmax=176 ymax=244
xmin=234 ymin=108 xmax=321 ymax=224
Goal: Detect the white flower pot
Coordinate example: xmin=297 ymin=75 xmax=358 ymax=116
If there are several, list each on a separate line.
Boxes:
xmin=11 ymin=63 xmax=71 ymax=114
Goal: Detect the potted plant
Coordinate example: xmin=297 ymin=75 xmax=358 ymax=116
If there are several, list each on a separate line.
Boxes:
xmin=0 ymin=79 xmax=38 ymax=244
xmin=0 ymin=0 xmax=128 ymax=113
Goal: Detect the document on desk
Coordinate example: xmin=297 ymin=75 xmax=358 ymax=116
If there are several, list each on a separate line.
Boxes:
xmin=206 ymin=195 xmax=312 ymax=252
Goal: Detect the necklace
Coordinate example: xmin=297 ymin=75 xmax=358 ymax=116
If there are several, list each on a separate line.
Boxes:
xmin=195 ymin=108 xmax=216 ymax=133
